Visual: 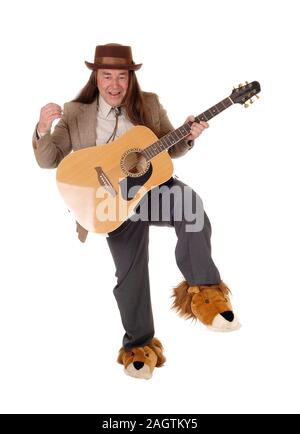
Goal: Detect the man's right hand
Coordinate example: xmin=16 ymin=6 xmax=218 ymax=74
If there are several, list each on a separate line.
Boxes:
xmin=38 ymin=103 xmax=63 ymax=134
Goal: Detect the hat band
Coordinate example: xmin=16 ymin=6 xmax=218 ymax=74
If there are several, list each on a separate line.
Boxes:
xmin=95 ymin=56 xmax=132 ymax=65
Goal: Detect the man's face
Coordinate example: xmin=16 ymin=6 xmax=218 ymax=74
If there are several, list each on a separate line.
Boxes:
xmin=97 ymin=69 xmax=129 ymax=107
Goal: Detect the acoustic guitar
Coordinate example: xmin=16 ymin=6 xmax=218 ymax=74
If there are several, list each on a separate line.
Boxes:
xmin=56 ymin=81 xmax=261 ymax=234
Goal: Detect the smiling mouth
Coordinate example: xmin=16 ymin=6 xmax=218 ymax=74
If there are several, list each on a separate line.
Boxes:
xmin=109 ymin=92 xmax=121 ymax=97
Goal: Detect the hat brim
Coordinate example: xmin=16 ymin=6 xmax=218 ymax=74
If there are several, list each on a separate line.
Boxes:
xmin=85 ymin=61 xmax=142 ymax=71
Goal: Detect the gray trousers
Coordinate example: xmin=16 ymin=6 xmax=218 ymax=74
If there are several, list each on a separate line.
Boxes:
xmin=106 ymin=177 xmax=221 ymax=350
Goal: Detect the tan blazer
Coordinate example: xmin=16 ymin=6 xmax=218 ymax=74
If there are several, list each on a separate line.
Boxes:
xmin=32 ymin=92 xmax=194 ymax=241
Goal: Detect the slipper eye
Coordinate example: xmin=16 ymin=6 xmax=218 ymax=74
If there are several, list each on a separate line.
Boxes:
xmin=145 ymin=353 xmax=149 ymax=357
xmin=131 ymin=352 xmax=134 ymax=356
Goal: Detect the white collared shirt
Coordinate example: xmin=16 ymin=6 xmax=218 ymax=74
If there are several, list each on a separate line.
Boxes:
xmin=96 ymin=95 xmax=134 ymax=145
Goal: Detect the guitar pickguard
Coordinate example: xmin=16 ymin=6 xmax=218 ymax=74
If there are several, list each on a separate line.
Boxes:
xmin=119 ymin=163 xmax=153 ymax=200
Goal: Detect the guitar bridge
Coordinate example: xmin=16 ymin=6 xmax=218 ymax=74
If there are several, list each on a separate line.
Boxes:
xmin=94 ymin=166 xmax=117 ymax=197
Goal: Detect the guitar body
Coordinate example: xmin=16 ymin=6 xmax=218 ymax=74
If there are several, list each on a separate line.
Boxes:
xmin=56 ymin=125 xmax=174 ymax=234
xmin=56 ymin=81 xmax=261 ymax=235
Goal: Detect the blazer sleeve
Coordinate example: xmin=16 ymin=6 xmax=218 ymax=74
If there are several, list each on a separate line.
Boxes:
xmin=32 ymin=103 xmax=72 ymax=169
xmin=155 ymin=95 xmax=194 ymax=159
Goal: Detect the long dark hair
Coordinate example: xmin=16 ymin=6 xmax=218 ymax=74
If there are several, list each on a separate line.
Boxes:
xmin=73 ymin=70 xmax=156 ymax=132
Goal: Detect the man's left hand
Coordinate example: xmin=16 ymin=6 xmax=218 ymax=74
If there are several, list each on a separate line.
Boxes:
xmin=185 ymin=116 xmax=209 ymax=141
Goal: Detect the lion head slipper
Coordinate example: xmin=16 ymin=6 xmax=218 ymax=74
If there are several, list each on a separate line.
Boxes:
xmin=117 ymin=337 xmax=166 ymax=379
xmin=172 ymin=281 xmax=240 ymax=331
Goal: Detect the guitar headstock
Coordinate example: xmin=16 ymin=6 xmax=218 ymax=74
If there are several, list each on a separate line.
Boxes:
xmin=230 ymin=81 xmax=261 ymax=107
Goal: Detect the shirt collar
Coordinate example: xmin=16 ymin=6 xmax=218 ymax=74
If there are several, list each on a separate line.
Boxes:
xmin=98 ymin=94 xmax=122 ymax=119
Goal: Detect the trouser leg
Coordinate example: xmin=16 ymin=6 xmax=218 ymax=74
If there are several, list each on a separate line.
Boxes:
xmin=106 ymin=177 xmax=220 ymax=350
xmin=147 ymin=177 xmax=221 ymax=286
xmin=174 ymin=210 xmax=221 ymax=285
xmin=106 ymin=219 xmax=154 ymax=351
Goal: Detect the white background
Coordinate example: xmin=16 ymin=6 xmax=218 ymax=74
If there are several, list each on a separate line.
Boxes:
xmin=0 ymin=0 xmax=299 ymax=414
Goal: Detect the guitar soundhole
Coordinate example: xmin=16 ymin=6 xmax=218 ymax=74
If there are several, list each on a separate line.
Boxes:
xmin=121 ymin=149 xmax=150 ymax=177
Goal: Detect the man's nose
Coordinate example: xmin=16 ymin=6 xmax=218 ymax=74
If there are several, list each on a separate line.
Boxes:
xmin=111 ymin=78 xmax=120 ymax=88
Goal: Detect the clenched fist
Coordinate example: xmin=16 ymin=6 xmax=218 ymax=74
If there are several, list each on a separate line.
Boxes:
xmin=38 ymin=103 xmax=63 ymax=134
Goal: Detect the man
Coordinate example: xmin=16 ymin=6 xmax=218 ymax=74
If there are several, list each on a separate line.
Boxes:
xmin=33 ymin=43 xmax=240 ymax=380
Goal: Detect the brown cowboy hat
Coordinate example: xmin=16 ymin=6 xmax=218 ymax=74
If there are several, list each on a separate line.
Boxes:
xmin=85 ymin=43 xmax=142 ymax=71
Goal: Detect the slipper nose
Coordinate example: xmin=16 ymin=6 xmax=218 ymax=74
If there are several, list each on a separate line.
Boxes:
xmin=133 ymin=361 xmax=144 ymax=370
xmin=220 ymin=310 xmax=234 ymax=322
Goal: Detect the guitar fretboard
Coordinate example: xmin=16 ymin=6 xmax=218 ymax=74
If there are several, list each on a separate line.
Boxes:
xmin=142 ymin=96 xmax=233 ymax=161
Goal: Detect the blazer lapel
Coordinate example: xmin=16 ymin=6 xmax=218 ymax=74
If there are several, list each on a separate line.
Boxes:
xmin=76 ymin=99 xmax=97 ymax=147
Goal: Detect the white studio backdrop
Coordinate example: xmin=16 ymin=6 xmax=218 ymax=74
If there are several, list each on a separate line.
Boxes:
xmin=0 ymin=0 xmax=300 ymax=414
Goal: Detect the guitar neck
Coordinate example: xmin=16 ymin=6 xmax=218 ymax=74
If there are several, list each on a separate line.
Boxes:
xmin=143 ymin=96 xmax=234 ymax=161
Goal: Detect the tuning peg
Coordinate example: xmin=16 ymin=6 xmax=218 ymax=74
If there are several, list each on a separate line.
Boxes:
xmin=244 ymin=98 xmax=254 ymax=108
xmin=245 ymin=81 xmax=249 ymax=84
xmin=238 ymin=83 xmax=244 ymax=88
xmin=255 ymin=94 xmax=260 ymax=100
